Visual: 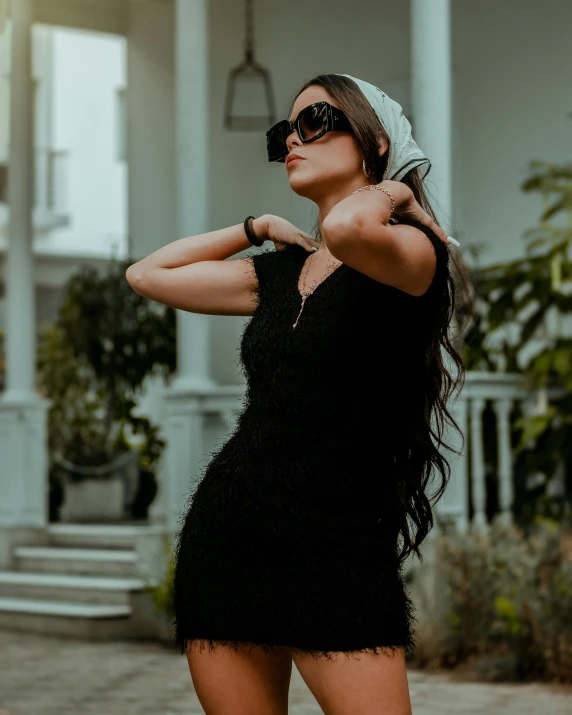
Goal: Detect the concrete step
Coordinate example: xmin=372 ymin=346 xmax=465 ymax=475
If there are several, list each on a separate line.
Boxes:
xmin=47 ymin=523 xmax=167 ymax=550
xmin=0 ymin=571 xmax=156 ymax=605
xmin=0 ymin=596 xmax=139 ymax=640
xmin=13 ymin=546 xmax=139 ymax=577
xmin=0 ymin=596 xmax=131 ymax=618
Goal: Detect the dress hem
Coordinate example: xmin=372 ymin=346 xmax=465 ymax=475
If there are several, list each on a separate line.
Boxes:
xmin=176 ymin=632 xmax=415 ymax=661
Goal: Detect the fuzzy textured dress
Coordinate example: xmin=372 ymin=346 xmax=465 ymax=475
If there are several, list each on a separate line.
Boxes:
xmin=172 ymin=220 xmax=450 ymax=659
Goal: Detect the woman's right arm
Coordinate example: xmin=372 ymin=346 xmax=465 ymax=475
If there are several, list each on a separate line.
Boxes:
xmin=125 ymin=217 xmax=269 ymax=317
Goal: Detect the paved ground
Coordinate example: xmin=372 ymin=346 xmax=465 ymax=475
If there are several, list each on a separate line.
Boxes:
xmin=1 ymin=631 xmax=571 ymax=714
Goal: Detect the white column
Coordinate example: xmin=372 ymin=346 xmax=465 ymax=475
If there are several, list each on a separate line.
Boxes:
xmin=411 ymin=0 xmax=453 ymax=224
xmin=4 ymin=0 xmax=35 ymax=402
xmin=172 ymin=0 xmax=213 ymax=391
xmin=0 ymin=0 xmax=50 ymax=534
xmin=161 ymin=0 xmax=213 ymax=534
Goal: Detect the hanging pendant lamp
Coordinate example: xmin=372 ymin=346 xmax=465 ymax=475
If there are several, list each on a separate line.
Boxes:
xmin=224 ymin=0 xmax=276 ymax=131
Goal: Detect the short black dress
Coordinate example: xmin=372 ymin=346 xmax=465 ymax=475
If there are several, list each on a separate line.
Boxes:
xmin=172 ymin=220 xmax=450 ymax=660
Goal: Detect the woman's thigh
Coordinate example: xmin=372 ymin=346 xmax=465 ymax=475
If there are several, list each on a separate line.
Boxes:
xmin=185 ymin=640 xmax=293 ymax=715
xmin=292 ymin=647 xmax=412 ymax=715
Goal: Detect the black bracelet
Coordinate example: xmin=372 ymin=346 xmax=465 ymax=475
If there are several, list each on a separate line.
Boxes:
xmin=244 ymin=216 xmax=264 ymax=247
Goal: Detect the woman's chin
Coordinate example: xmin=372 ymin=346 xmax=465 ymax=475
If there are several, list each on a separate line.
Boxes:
xmin=287 ymin=174 xmax=319 ymax=199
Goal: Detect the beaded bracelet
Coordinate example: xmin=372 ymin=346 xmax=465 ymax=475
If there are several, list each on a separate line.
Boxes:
xmin=244 ymin=215 xmax=264 ymax=247
xmin=352 ymin=184 xmax=396 ymax=220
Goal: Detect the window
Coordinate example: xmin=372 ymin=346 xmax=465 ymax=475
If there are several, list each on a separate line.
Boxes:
xmin=0 ymin=162 xmax=6 ymax=203
xmin=115 ymin=87 xmax=126 ymax=162
xmin=0 ymin=74 xmax=9 ymax=162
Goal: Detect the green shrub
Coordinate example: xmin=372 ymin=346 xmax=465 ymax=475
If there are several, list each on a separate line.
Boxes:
xmin=428 ymin=516 xmax=572 ymax=682
xmin=145 ymin=536 xmax=176 ymax=619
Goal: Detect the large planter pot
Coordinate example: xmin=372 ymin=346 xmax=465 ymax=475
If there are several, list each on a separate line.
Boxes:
xmin=60 ymin=476 xmax=125 ymax=522
xmin=56 ymin=450 xmax=140 ymax=523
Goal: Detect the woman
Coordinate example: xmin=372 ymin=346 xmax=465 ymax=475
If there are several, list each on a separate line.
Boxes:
xmin=127 ymin=73 xmax=469 ymax=715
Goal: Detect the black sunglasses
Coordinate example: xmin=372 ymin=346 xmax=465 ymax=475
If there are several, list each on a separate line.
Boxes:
xmin=266 ymin=101 xmax=353 ymax=163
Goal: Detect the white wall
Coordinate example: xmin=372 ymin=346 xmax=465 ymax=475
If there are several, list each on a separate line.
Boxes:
xmin=49 ymin=26 xmax=127 ymax=258
xmin=454 ymin=0 xmax=572 ymax=265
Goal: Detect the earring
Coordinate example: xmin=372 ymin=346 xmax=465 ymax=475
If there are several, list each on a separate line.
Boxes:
xmin=362 ymin=159 xmax=369 ymax=179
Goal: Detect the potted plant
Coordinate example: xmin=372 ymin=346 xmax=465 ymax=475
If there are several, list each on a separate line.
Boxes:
xmin=37 ymin=258 xmax=177 ymax=522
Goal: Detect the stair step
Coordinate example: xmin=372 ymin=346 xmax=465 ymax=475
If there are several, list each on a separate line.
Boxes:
xmin=0 ymin=526 xmax=171 ymax=640
xmin=0 ymin=596 xmax=142 ymax=640
xmin=0 ymin=571 xmax=148 ymax=589
xmin=14 ymin=546 xmax=137 ymax=562
xmin=13 ymin=546 xmax=138 ymax=577
xmin=0 ymin=570 xmax=156 ymax=604
xmin=0 ymin=596 xmax=130 ymax=618
xmin=47 ymin=523 xmax=167 ymax=550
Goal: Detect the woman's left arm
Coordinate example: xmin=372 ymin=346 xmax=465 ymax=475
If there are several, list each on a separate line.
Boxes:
xmin=322 ymin=180 xmax=452 ymax=297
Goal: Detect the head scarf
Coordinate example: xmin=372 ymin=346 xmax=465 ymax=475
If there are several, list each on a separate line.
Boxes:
xmin=337 ymin=73 xmax=430 ymax=183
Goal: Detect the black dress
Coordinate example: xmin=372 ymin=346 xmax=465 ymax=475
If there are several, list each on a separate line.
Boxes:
xmin=172 ymin=220 xmax=450 ymax=660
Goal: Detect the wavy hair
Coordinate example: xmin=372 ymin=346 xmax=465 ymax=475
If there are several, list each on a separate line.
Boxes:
xmin=289 ymin=74 xmax=475 ymax=563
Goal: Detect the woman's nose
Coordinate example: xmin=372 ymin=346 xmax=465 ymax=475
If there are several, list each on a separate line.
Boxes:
xmin=286 ymin=129 xmax=302 ymax=152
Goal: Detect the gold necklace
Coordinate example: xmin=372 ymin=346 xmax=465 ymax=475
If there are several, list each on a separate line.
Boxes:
xmin=292 ymin=250 xmax=342 ymax=329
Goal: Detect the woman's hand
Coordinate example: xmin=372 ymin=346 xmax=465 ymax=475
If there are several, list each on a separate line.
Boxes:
xmin=376 ymin=180 xmax=453 ymax=246
xmin=261 ymin=214 xmax=321 ymax=252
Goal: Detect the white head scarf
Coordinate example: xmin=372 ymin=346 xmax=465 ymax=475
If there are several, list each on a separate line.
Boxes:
xmin=337 ymin=73 xmax=430 ymax=183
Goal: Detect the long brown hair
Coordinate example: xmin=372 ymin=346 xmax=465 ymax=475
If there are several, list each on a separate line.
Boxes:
xmin=290 ymin=74 xmax=474 ymax=563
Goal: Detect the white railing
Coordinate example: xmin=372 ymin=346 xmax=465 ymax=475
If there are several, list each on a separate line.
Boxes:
xmin=150 ymin=371 xmax=567 ymax=534
xmin=441 ymin=371 xmax=566 ymax=532
xmin=437 ymin=372 xmax=521 ymax=532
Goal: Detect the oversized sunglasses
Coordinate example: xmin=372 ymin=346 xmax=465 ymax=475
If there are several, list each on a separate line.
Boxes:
xmin=266 ymin=101 xmax=353 ymax=163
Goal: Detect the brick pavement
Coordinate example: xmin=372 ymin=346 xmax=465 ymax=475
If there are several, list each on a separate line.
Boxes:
xmin=1 ymin=631 xmax=570 ymax=714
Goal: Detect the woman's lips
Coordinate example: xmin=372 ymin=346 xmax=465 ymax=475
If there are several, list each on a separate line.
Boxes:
xmin=286 ymin=156 xmax=304 ymax=167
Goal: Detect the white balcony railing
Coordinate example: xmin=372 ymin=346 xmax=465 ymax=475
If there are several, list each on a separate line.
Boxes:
xmin=0 ymin=148 xmax=70 ymax=240
xmin=445 ymin=372 xmax=567 ymax=531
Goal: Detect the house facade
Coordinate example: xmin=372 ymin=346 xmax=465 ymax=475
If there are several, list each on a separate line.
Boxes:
xmin=0 ymin=0 xmax=569 ymax=635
